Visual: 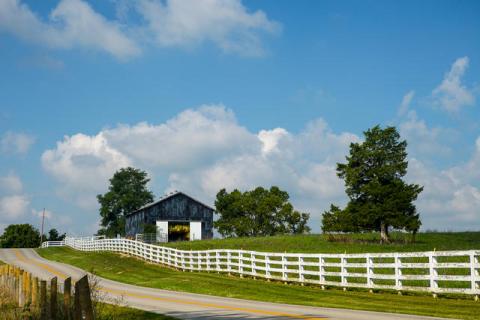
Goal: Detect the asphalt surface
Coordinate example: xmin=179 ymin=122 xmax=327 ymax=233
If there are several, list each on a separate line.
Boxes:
xmin=0 ymin=248 xmax=450 ymax=320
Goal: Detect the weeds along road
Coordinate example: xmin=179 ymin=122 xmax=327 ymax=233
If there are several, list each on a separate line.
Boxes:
xmin=0 ymin=248 xmax=448 ymax=320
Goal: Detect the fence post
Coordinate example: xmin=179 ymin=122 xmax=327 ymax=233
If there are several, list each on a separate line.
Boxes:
xmin=298 ymin=256 xmax=304 ymax=284
xmin=428 ymin=252 xmax=438 ymax=298
xmin=25 ymin=271 xmax=31 ymax=305
xmin=319 ymin=255 xmax=325 ymax=288
xmin=40 ymin=280 xmax=47 ymax=320
xmin=239 ymin=251 xmax=244 ymax=278
xmin=394 ymin=253 xmax=402 ymax=292
xmin=64 ymin=277 xmax=72 ymax=320
xmin=75 ymin=275 xmax=94 ymax=320
xmin=366 ymin=254 xmax=373 ymax=292
xmin=341 ymin=255 xmax=347 ymax=290
xmin=50 ymin=277 xmax=58 ymax=319
xmin=470 ymin=251 xmax=478 ymax=298
xmin=282 ymin=254 xmax=287 ymax=283
xmin=32 ymin=276 xmax=38 ymax=307
xmin=18 ymin=269 xmax=24 ymax=307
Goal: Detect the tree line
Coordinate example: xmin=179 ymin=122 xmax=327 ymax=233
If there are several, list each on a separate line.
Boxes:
xmin=1 ymin=125 xmax=423 ymax=246
xmin=96 ymin=125 xmax=422 ymax=243
xmin=0 ymin=225 xmax=65 ymax=248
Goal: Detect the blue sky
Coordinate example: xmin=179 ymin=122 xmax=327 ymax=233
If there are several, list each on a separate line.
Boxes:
xmin=1 ymin=0 xmax=479 ymax=235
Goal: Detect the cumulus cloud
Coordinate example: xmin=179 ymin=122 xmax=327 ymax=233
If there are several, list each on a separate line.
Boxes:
xmin=42 ymin=105 xmax=480 ymax=231
xmin=407 ymin=153 xmax=480 ymax=230
xmin=399 ymin=111 xmax=452 ymax=158
xmin=136 ymin=0 xmax=280 ymax=56
xmin=0 ymin=0 xmax=279 ymax=59
xmin=0 ymin=194 xmax=29 ymax=220
xmin=1 ymin=131 xmax=35 ymax=155
xmin=432 ymin=56 xmax=475 ymax=112
xmin=41 ymin=132 xmax=131 ymax=208
xmin=42 ymin=105 xmax=358 ymax=225
xmin=0 ymin=0 xmax=140 ymax=60
xmin=0 ymin=172 xmax=30 ymax=227
xmin=0 ymin=172 xmax=23 ymax=193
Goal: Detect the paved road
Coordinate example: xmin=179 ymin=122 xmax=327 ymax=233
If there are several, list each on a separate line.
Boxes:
xmin=0 ymin=248 xmax=449 ymax=320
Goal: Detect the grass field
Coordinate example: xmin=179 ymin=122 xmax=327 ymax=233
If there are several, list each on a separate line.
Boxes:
xmin=162 ymin=232 xmax=480 ymax=253
xmin=37 ymin=246 xmax=480 ymax=320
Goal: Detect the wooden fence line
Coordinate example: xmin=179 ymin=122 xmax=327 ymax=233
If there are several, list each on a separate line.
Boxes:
xmin=0 ymin=264 xmax=94 ymax=320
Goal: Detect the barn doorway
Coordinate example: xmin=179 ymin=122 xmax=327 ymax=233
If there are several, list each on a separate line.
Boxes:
xmin=168 ymin=222 xmax=190 ymax=242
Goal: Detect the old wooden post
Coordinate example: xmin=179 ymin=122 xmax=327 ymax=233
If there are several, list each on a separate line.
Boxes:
xmin=74 ymin=280 xmax=82 ymax=320
xmin=32 ymin=276 xmax=39 ymax=307
xmin=77 ymin=275 xmax=94 ymax=320
xmin=64 ymin=277 xmax=72 ymax=320
xmin=50 ymin=277 xmax=58 ymax=319
xmin=40 ymin=280 xmax=47 ymax=320
xmin=25 ymin=271 xmax=31 ymax=305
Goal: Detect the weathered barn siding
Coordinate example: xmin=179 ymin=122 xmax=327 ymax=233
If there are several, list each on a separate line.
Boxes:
xmin=125 ymin=192 xmax=214 ymax=239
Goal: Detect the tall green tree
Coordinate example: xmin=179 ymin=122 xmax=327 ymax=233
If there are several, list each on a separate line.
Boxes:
xmin=0 ymin=224 xmax=41 ymax=248
xmin=215 ymin=186 xmax=310 ymax=237
xmin=97 ymin=167 xmax=154 ymax=237
xmin=322 ymin=125 xmax=423 ymax=243
xmin=47 ymin=228 xmax=66 ymax=241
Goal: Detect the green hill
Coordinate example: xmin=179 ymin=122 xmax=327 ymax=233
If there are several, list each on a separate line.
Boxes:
xmin=162 ymin=232 xmax=480 ymax=253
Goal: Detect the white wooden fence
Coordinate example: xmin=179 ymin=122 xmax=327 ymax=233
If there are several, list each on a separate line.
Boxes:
xmin=42 ymin=237 xmax=480 ymax=296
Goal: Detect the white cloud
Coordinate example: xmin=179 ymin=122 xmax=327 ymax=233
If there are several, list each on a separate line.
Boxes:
xmin=42 ymin=105 xmax=358 ymax=225
xmin=0 ymin=194 xmax=29 ymax=220
xmin=397 ymin=90 xmax=415 ymax=116
xmin=0 ymin=0 xmax=140 ymax=60
xmin=406 ymin=136 xmax=480 ymax=230
xmin=42 ymin=105 xmax=480 ymax=231
xmin=0 ymin=0 xmax=279 ymax=59
xmin=1 ymin=131 xmax=35 ymax=155
xmin=432 ymin=56 xmax=475 ymax=112
xmin=0 ymin=172 xmax=23 ymax=193
xmin=258 ymin=128 xmax=289 ymax=155
xmin=136 ymin=0 xmax=280 ymax=56
xmin=399 ymin=111 xmax=452 ymax=158
xmin=41 ymin=132 xmax=131 ymax=208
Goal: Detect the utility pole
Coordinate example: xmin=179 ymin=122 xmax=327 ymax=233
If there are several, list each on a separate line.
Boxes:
xmin=40 ymin=208 xmax=45 ymax=245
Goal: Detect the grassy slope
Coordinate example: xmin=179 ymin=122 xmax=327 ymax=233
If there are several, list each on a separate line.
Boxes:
xmin=37 ymin=247 xmax=480 ymax=320
xmin=162 ymin=232 xmax=480 ymax=253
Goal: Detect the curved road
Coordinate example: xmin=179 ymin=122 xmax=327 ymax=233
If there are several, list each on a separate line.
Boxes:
xmin=0 ymin=248 xmax=448 ymax=320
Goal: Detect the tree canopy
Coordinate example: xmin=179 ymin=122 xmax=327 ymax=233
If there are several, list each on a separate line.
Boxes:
xmin=47 ymin=228 xmax=66 ymax=241
xmin=0 ymin=224 xmax=41 ymax=248
xmin=214 ymin=186 xmax=310 ymax=237
xmin=97 ymin=167 xmax=154 ymax=237
xmin=322 ymin=125 xmax=423 ymax=243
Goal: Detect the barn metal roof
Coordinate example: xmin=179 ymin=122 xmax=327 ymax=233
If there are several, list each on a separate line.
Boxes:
xmin=125 ymin=191 xmax=215 ymax=217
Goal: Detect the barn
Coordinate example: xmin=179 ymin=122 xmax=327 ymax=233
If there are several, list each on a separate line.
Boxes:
xmin=125 ymin=191 xmax=214 ymax=242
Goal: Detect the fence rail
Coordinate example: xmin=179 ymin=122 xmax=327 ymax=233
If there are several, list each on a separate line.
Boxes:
xmin=44 ymin=237 xmax=480 ymax=296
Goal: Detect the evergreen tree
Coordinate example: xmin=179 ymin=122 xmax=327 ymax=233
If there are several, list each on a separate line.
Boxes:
xmin=322 ymin=125 xmax=423 ymax=243
xmin=97 ymin=167 xmax=154 ymax=237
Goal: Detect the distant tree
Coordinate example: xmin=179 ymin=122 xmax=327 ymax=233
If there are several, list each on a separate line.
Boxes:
xmin=321 ymin=205 xmax=358 ymax=233
xmin=97 ymin=167 xmax=154 ymax=237
xmin=0 ymin=224 xmax=41 ymax=248
xmin=322 ymin=125 xmax=423 ymax=243
xmin=47 ymin=228 xmax=66 ymax=241
xmin=214 ymin=186 xmax=310 ymax=237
